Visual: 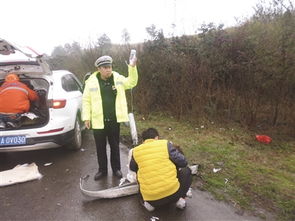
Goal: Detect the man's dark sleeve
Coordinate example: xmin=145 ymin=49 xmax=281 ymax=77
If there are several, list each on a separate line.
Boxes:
xmin=168 ymin=142 xmax=187 ymax=168
xmin=129 ymin=155 xmax=138 ymax=172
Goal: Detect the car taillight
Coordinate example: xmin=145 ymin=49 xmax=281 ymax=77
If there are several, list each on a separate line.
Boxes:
xmin=48 ymin=99 xmax=66 ymax=109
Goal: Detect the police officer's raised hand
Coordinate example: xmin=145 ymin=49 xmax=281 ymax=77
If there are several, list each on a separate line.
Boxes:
xmin=85 ymin=120 xmax=90 ymax=129
xmin=129 ymin=57 xmax=137 ymax=67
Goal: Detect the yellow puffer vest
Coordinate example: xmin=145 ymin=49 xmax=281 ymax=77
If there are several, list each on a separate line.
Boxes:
xmin=133 ymin=139 xmax=180 ymax=201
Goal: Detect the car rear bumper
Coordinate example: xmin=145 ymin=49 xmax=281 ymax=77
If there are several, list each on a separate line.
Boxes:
xmin=0 ymin=129 xmax=74 ymax=152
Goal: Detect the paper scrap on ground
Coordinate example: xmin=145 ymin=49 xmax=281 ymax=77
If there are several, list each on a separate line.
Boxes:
xmin=189 ymin=164 xmax=199 ymax=175
xmin=0 ymin=163 xmax=42 ymax=187
xmin=44 ymin=162 xmax=53 ymax=166
xmin=213 ymin=168 xmax=222 ymax=173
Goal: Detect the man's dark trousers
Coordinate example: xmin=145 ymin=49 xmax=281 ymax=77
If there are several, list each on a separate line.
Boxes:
xmin=93 ymin=121 xmax=121 ymax=173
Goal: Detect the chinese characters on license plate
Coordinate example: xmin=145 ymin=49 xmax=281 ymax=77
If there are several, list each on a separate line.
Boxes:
xmin=0 ymin=135 xmax=26 ymax=146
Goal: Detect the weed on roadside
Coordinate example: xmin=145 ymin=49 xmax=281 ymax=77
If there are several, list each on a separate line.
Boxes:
xmin=121 ymin=112 xmax=295 ymax=220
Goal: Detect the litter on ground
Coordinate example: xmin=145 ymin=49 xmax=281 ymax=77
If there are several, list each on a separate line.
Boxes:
xmin=213 ymin=168 xmax=222 ymax=173
xmin=189 ymin=164 xmax=199 ymax=175
xmin=44 ymin=162 xmax=53 ymax=166
xmin=256 ymin=135 xmax=272 ymax=144
xmin=0 ymin=163 xmax=42 ymax=187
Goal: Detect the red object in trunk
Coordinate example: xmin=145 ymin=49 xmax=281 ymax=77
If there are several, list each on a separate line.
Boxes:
xmin=256 ymin=135 xmax=272 ymax=144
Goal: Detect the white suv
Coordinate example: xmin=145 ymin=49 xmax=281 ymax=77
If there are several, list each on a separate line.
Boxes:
xmin=0 ymin=38 xmax=84 ymax=152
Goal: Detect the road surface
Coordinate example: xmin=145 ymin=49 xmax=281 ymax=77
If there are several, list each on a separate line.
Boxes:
xmin=0 ymin=130 xmax=273 ymax=221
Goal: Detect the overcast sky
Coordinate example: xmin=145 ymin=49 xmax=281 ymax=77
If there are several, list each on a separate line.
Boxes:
xmin=1 ymin=0 xmax=262 ymax=54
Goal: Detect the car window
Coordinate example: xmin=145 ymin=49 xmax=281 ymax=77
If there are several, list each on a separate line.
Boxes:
xmin=62 ymin=74 xmax=82 ymax=92
xmin=82 ymin=72 xmax=91 ymax=90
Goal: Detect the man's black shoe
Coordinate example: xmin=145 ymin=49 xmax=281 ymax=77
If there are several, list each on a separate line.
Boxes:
xmin=94 ymin=171 xmax=107 ymax=180
xmin=113 ymin=170 xmax=123 ymax=178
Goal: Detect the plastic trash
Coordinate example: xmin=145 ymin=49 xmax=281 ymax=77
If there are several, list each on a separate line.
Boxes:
xmin=0 ymin=163 xmax=42 ymax=187
xmin=213 ymin=168 xmax=221 ymax=173
xmin=189 ymin=164 xmax=199 ymax=175
xmin=256 ymin=135 xmax=272 ymax=144
xmin=186 ymin=187 xmax=193 ymax=198
xmin=44 ymin=162 xmax=53 ymax=166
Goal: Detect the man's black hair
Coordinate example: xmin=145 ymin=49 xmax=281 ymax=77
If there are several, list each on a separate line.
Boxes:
xmin=142 ymin=128 xmax=159 ymax=141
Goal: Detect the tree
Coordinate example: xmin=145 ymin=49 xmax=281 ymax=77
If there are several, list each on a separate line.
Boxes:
xmin=121 ymin=28 xmax=130 ymax=45
xmin=96 ymin=34 xmax=112 ymax=55
xmin=97 ymin=34 xmax=111 ymax=47
xmin=145 ymin=24 xmax=164 ymax=41
xmin=51 ymin=45 xmax=67 ymax=57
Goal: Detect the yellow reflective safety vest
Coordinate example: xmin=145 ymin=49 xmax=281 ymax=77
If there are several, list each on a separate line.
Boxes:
xmin=82 ymin=65 xmax=138 ymax=129
xmin=133 ymin=139 xmax=180 ymax=201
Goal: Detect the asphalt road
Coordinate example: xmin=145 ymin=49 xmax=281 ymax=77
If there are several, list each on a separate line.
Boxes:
xmin=0 ymin=130 xmax=273 ymax=221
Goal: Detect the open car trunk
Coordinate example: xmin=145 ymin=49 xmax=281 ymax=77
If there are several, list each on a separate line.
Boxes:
xmin=0 ymin=38 xmax=52 ymax=130
xmin=0 ymin=75 xmax=50 ymax=130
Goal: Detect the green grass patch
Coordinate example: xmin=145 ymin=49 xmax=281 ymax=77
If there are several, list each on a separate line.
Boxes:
xmin=121 ymin=112 xmax=295 ymax=220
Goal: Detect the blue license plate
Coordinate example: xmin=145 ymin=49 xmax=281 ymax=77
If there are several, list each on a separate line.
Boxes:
xmin=0 ymin=135 xmax=26 ymax=146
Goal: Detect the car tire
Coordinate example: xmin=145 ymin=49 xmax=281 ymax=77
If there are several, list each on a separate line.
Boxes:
xmin=67 ymin=117 xmax=82 ymax=150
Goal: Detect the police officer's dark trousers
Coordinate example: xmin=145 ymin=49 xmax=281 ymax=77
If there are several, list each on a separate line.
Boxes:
xmin=93 ymin=121 xmax=121 ymax=174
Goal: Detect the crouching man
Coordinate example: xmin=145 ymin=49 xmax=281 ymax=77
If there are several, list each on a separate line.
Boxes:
xmin=129 ymin=128 xmax=192 ymax=211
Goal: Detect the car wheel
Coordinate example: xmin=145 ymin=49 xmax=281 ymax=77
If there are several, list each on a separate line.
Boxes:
xmin=67 ymin=117 xmax=82 ymax=150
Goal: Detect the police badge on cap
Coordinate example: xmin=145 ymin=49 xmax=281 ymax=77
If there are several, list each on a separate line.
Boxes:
xmin=95 ymin=56 xmax=113 ymax=67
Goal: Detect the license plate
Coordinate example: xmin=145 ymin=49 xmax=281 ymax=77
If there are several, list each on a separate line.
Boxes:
xmin=0 ymin=135 xmax=26 ymax=146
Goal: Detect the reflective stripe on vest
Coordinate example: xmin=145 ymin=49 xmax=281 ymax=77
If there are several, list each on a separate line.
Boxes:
xmin=0 ymin=86 xmax=29 ymax=95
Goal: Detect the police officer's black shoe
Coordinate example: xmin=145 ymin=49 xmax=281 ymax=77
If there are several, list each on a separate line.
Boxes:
xmin=113 ymin=170 xmax=122 ymax=178
xmin=94 ymin=171 xmax=107 ymax=180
